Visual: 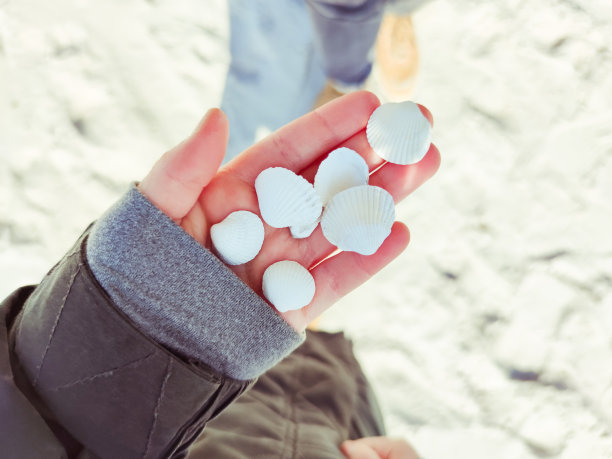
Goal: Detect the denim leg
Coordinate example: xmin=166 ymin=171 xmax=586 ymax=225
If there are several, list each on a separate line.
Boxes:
xmin=306 ymin=0 xmax=386 ymax=85
xmin=386 ymin=0 xmax=431 ymax=14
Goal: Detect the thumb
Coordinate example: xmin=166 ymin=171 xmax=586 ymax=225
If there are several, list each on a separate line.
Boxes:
xmin=341 ymin=440 xmax=380 ymax=459
xmin=342 ymin=437 xmax=420 ymax=459
xmin=139 ymin=108 xmax=229 ymax=220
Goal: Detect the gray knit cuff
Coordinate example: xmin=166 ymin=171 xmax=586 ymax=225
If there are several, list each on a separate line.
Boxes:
xmin=86 ymin=184 xmax=305 ymax=381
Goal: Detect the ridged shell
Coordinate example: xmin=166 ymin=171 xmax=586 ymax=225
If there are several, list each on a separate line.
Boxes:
xmin=262 ymin=260 xmax=316 ymax=312
xmin=210 ymin=210 xmax=264 ymax=265
xmin=321 ymin=185 xmax=395 ymax=255
xmin=366 ymin=101 xmax=432 ymax=165
xmin=255 ymin=167 xmax=322 ymax=228
xmin=314 ymin=147 xmax=369 ymax=205
xmin=290 ymin=217 xmax=320 ymax=239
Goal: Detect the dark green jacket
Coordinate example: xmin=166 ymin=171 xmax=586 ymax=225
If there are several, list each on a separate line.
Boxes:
xmin=1 ymin=228 xmax=383 ymax=458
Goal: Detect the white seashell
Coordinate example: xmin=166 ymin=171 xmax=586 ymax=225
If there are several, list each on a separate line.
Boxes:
xmin=262 ymin=260 xmax=316 ymax=312
xmin=314 ymin=147 xmax=369 ymax=205
xmin=290 ymin=217 xmax=320 ymax=239
xmin=255 ymin=167 xmax=322 ymax=228
xmin=210 ymin=210 xmax=264 ymax=265
xmin=366 ymin=101 xmax=432 ymax=165
xmin=321 ymin=185 xmax=395 ymax=256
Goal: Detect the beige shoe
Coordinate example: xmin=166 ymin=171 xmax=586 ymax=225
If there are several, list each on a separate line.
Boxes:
xmin=312 ymin=76 xmax=371 ymax=109
xmin=306 ymin=317 xmax=321 ymax=330
xmin=374 ymin=14 xmax=419 ymax=101
xmin=313 ymin=14 xmax=419 ymax=108
xmin=312 ymin=81 xmax=346 ymax=109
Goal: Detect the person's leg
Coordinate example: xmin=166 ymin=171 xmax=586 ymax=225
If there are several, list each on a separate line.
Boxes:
xmin=306 ymin=0 xmax=386 ymax=87
xmin=386 ymin=0 xmax=430 ymax=15
xmin=308 ymin=0 xmax=432 ymax=106
xmin=372 ymin=0 xmax=431 ymax=101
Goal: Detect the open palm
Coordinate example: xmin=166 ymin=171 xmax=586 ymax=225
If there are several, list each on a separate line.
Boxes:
xmin=139 ymin=91 xmax=440 ymax=332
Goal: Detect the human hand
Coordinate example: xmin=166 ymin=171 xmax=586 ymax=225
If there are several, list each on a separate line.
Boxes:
xmin=138 ymin=91 xmax=440 ymax=332
xmin=341 ymin=437 xmax=420 ymax=459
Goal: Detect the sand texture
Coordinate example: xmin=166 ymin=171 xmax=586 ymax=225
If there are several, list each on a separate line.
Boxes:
xmin=1 ymin=0 xmax=612 ymax=457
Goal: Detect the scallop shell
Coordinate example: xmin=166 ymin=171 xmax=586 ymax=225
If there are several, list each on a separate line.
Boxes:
xmin=262 ymin=260 xmax=316 ymax=312
xmin=290 ymin=217 xmax=320 ymax=239
xmin=314 ymin=147 xmax=369 ymax=205
xmin=321 ymin=185 xmax=395 ymax=256
xmin=255 ymin=167 xmax=322 ymax=228
xmin=210 ymin=210 xmax=264 ymax=265
xmin=366 ymin=101 xmax=432 ymax=165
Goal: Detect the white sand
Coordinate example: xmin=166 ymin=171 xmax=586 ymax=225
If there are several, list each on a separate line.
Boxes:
xmin=1 ymin=0 xmax=611 ymax=457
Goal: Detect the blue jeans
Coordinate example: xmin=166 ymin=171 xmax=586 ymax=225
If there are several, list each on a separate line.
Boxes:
xmin=306 ymin=0 xmax=428 ymax=85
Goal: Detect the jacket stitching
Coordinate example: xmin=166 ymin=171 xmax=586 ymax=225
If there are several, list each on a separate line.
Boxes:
xmin=46 ymin=350 xmax=156 ymax=392
xmin=15 ymin=250 xmax=79 ymax=359
xmin=278 ymin=380 xmax=293 ymax=459
xmin=34 ymin=263 xmax=81 ymax=387
xmin=289 ymin=362 xmax=300 ymax=459
xmin=143 ymin=357 xmax=173 ymax=458
xmin=290 ymin=395 xmax=299 ymax=459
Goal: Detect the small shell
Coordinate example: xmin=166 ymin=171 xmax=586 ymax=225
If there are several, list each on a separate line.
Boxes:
xmin=321 ymin=185 xmax=395 ymax=256
xmin=314 ymin=147 xmax=369 ymax=205
xmin=262 ymin=260 xmax=316 ymax=312
xmin=366 ymin=101 xmax=432 ymax=165
xmin=290 ymin=217 xmax=320 ymax=239
xmin=255 ymin=167 xmax=322 ymax=228
xmin=210 ymin=210 xmax=264 ymax=265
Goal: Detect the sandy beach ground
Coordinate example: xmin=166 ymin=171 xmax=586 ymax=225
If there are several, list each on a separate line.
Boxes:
xmin=1 ymin=0 xmax=612 ymax=457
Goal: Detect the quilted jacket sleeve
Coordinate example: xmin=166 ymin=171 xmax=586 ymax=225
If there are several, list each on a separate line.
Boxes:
xmin=3 ymin=229 xmax=252 ymax=458
xmin=1 ymin=186 xmax=304 ymax=458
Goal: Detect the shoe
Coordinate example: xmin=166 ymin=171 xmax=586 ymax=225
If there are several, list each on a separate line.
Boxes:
xmin=313 ymin=74 xmax=371 ymax=109
xmin=313 ymin=14 xmax=419 ymax=108
xmin=312 ymin=81 xmax=347 ymax=109
xmin=306 ymin=317 xmax=321 ymax=330
xmin=373 ymin=14 xmax=419 ymax=101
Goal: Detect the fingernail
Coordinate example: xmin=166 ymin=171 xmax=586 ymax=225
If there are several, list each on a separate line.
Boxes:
xmin=193 ymin=108 xmax=214 ymax=133
xmin=341 ymin=440 xmax=355 ymax=453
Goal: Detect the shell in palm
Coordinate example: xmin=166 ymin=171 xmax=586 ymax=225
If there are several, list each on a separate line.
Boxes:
xmin=255 ymin=167 xmax=322 ymax=228
xmin=321 ymin=185 xmax=395 ymax=256
xmin=290 ymin=217 xmax=320 ymax=239
xmin=210 ymin=210 xmax=264 ymax=265
xmin=314 ymin=147 xmax=369 ymax=205
xmin=366 ymin=101 xmax=431 ymax=165
xmin=262 ymin=260 xmax=316 ymax=312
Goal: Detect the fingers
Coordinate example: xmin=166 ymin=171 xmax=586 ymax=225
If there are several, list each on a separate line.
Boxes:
xmin=341 ymin=441 xmax=380 ymax=459
xmin=293 ymin=143 xmax=440 ymax=270
xmin=223 ymin=91 xmax=381 ymax=184
xmin=369 ymin=143 xmax=441 ymax=203
xmin=139 ymin=108 xmax=229 ymax=220
xmin=299 ymin=103 xmax=434 ymax=182
xmin=298 ymin=129 xmax=382 ymax=183
xmin=419 ymin=104 xmax=433 ymax=127
xmin=289 ymin=105 xmax=437 ymax=269
xmin=284 ymin=222 xmax=410 ymax=328
xmin=342 ymin=437 xmax=420 ymax=459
